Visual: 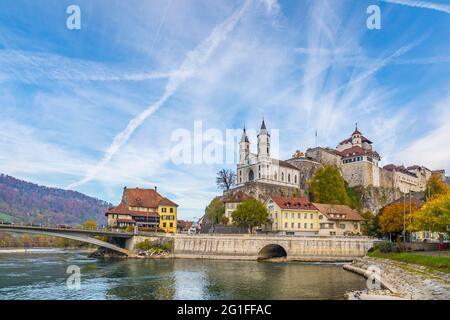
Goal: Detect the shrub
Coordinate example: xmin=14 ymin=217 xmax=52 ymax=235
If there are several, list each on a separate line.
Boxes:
xmin=370 ymin=241 xmax=398 ymax=253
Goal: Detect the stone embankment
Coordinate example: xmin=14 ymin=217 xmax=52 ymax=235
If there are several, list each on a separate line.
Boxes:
xmin=344 ymin=257 xmax=450 ymax=300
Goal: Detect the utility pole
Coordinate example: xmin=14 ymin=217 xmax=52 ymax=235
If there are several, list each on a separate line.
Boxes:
xmin=403 ymin=192 xmax=406 ymax=245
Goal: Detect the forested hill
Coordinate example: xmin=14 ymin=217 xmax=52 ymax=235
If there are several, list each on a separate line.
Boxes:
xmin=0 ymin=174 xmax=111 ymax=225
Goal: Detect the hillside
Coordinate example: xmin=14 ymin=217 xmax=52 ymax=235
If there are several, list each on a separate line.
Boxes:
xmin=0 ymin=174 xmax=111 ymax=225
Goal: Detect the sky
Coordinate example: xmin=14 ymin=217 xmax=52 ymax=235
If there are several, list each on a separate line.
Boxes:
xmin=1 ymin=0 xmax=450 ymax=221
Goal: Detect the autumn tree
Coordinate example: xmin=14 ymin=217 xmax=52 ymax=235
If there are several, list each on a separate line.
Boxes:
xmin=413 ymin=191 xmax=450 ymax=232
xmin=232 ymin=199 xmax=269 ymax=233
xmin=361 ymin=211 xmax=381 ymax=237
xmin=84 ymin=219 xmax=97 ymax=230
xmin=309 ymin=166 xmax=350 ymax=205
xmin=216 ymin=169 xmax=236 ymax=191
xmin=379 ymin=202 xmax=418 ymax=239
xmin=205 ymin=197 xmax=225 ymax=225
xmin=424 ymin=174 xmax=449 ymax=201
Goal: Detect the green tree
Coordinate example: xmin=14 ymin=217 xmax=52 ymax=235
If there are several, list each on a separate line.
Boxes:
xmin=361 ymin=211 xmax=381 ymax=237
xmin=205 ymin=197 xmax=225 ymax=225
xmin=309 ymin=166 xmax=350 ymax=205
xmin=413 ymin=191 xmax=450 ymax=232
xmin=231 ymin=199 xmax=269 ymax=233
xmin=424 ymin=174 xmax=449 ymax=201
xmin=83 ymin=219 xmax=97 ymax=230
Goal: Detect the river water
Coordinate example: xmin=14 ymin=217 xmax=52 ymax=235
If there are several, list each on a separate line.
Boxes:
xmin=0 ymin=250 xmax=366 ymax=300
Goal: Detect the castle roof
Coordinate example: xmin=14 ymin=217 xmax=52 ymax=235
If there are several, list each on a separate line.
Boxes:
xmin=312 ymin=203 xmax=364 ymax=221
xmin=272 ymin=159 xmax=299 ymax=170
xmin=338 ymin=135 xmax=372 ymax=145
xmin=270 ymin=196 xmax=316 ymax=210
xmin=383 ymin=164 xmax=418 ymax=178
xmin=338 ymin=145 xmax=380 ymax=160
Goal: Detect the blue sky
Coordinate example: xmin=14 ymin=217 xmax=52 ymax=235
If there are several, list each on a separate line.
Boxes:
xmin=1 ymin=0 xmax=450 ymax=221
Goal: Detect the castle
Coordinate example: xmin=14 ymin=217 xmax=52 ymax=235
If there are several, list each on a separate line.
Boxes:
xmin=233 ymin=119 xmax=445 ymax=211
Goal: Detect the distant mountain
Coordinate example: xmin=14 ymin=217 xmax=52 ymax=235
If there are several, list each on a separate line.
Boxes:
xmin=0 ymin=174 xmax=112 ymax=225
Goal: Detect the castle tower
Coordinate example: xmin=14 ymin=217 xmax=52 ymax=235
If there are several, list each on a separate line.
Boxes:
xmin=351 ymin=124 xmax=362 ymax=147
xmin=257 ymin=118 xmax=270 ymax=161
xmin=239 ymin=126 xmax=250 ymax=165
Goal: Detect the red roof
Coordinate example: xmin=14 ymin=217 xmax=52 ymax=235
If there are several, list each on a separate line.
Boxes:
xmin=270 ymin=196 xmax=316 ymax=210
xmin=106 ymin=187 xmax=178 ymax=217
xmin=339 ymin=145 xmax=380 ymax=160
xmin=312 ymin=203 xmax=364 ymax=221
xmin=223 ymin=191 xmax=251 ymax=203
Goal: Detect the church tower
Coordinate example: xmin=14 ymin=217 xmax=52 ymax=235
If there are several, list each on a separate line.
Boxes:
xmin=257 ymin=118 xmax=270 ymax=161
xmin=351 ymin=124 xmax=362 ymax=147
xmin=239 ymin=126 xmax=250 ymax=165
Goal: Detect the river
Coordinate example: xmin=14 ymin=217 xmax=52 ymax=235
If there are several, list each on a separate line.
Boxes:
xmin=0 ymin=250 xmax=366 ymax=300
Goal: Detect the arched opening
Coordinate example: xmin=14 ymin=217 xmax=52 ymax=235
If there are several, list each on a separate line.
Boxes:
xmin=248 ymin=169 xmax=254 ymax=181
xmin=258 ymin=244 xmax=287 ymax=260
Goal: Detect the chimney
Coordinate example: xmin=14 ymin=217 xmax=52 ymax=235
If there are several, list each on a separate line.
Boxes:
xmin=155 ymin=186 xmax=158 ymax=192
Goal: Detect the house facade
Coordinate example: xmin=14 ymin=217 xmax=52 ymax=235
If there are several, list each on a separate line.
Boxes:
xmin=106 ymin=187 xmax=178 ymax=233
xmin=265 ymin=196 xmax=363 ymax=236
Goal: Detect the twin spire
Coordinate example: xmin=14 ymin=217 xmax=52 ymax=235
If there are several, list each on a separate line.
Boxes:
xmin=240 ymin=118 xmax=268 ymax=143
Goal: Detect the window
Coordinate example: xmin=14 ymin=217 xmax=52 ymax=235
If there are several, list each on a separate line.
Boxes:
xmin=310 ymin=223 xmax=314 ymax=229
xmin=284 ymin=222 xmax=288 ymax=229
xmin=288 ymin=174 xmax=291 ymax=183
xmin=297 ymin=213 xmax=301 ymax=219
xmin=298 ymin=223 xmax=301 ymax=228
xmin=162 ymin=208 xmax=167 ymax=213
xmin=284 ymin=213 xmax=288 ymax=219
xmin=281 ymin=172 xmax=284 ymax=181
xmin=291 ymin=213 xmax=294 ymax=219
xmin=163 ymin=222 xmax=166 ymax=228
xmin=304 ymin=223 xmax=307 ymax=229
xmin=304 ymin=213 xmax=307 ymax=219
xmin=291 ymin=222 xmax=294 ymax=228
xmin=319 ymin=215 xmax=323 ymax=220
xmin=170 ymin=222 xmax=173 ymax=228
xmin=275 ymin=212 xmax=278 ymax=218
xmin=170 ymin=208 xmax=174 ymax=213
xmin=310 ymin=213 xmax=314 ymax=219
xmin=295 ymin=175 xmax=297 ymax=184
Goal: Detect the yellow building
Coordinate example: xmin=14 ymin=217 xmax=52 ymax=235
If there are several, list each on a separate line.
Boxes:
xmin=106 ymin=187 xmax=178 ymax=233
xmin=265 ymin=196 xmax=364 ymax=236
xmin=266 ymin=196 xmax=321 ymax=235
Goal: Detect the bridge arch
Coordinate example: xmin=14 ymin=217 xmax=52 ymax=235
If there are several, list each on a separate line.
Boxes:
xmin=258 ymin=244 xmax=287 ymax=260
xmin=1 ymin=228 xmax=131 ymax=257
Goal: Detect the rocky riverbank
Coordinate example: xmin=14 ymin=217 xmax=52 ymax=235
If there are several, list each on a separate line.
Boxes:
xmin=344 ymin=257 xmax=450 ymax=300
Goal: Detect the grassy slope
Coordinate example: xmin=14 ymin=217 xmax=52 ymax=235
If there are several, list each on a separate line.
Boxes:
xmin=368 ymin=250 xmax=450 ymax=273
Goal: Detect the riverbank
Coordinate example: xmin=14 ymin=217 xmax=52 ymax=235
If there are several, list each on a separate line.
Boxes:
xmin=0 ymin=247 xmax=96 ymax=254
xmin=344 ymin=256 xmax=450 ymax=300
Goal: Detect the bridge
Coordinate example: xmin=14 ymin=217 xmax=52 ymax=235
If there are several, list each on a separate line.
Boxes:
xmin=0 ymin=224 xmax=136 ymax=257
xmin=0 ymin=225 xmax=377 ymax=261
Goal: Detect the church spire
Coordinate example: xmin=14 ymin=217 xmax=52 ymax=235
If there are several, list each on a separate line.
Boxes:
xmin=260 ymin=117 xmax=266 ymax=130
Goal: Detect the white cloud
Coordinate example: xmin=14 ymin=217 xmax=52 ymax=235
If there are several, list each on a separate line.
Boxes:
xmin=380 ymin=0 xmax=450 ymax=15
xmin=396 ymin=94 xmax=450 ymax=171
xmin=66 ymin=0 xmax=252 ymax=189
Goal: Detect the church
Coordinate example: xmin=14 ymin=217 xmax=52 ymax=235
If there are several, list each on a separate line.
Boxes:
xmin=233 ymin=119 xmax=444 ymax=204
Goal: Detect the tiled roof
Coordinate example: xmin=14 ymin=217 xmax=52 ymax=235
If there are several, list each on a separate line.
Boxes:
xmin=338 ymin=135 xmax=372 ymax=145
xmin=339 ymin=145 xmax=380 ymax=160
xmin=223 ymin=191 xmax=251 ymax=203
xmin=270 ymin=196 xmax=317 ymax=210
xmin=312 ymin=203 xmax=364 ymax=221
xmin=106 ymin=187 xmax=178 ymax=216
xmin=383 ymin=164 xmax=418 ymax=178
xmin=272 ymin=159 xmax=299 ymax=170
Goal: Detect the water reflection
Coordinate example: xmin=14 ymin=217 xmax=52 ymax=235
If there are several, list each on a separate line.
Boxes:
xmin=0 ymin=252 xmax=366 ymax=300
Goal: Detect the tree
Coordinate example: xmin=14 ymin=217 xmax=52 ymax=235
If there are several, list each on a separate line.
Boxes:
xmin=216 ymin=169 xmax=236 ymax=191
xmin=232 ymin=199 xmax=269 ymax=233
xmin=205 ymin=197 xmax=225 ymax=225
xmin=309 ymin=166 xmax=350 ymax=205
xmin=424 ymin=174 xmax=449 ymax=201
xmin=84 ymin=219 xmax=97 ymax=230
xmin=361 ymin=211 xmax=381 ymax=237
xmin=413 ymin=191 xmax=450 ymax=232
xmin=379 ymin=202 xmax=417 ymax=238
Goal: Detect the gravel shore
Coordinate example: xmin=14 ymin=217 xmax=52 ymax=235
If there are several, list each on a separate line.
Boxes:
xmin=344 ymin=256 xmax=450 ymax=300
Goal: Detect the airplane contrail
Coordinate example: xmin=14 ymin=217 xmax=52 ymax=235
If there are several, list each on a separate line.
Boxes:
xmin=380 ymin=0 xmax=450 ymax=14
xmin=67 ymin=0 xmax=251 ymax=189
